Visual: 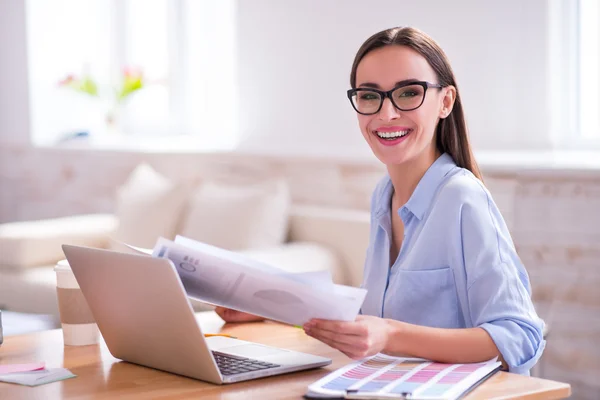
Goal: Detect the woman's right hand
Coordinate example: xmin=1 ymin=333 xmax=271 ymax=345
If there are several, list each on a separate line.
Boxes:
xmin=214 ymin=306 xmax=265 ymax=323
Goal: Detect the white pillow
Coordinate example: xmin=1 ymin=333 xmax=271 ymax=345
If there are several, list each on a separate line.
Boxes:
xmin=0 ymin=214 xmax=118 ymax=269
xmin=112 ymin=163 xmax=189 ymax=248
xmin=179 ymin=179 xmax=290 ymax=251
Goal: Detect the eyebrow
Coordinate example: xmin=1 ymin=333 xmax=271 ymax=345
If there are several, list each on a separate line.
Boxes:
xmin=357 ymin=79 xmax=420 ymax=89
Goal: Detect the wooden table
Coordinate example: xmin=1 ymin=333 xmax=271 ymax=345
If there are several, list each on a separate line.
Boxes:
xmin=0 ymin=312 xmax=571 ymax=399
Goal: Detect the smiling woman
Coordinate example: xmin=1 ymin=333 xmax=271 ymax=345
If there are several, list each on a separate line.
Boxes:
xmin=216 ymin=26 xmax=545 ymax=376
xmin=347 ymin=31 xmax=479 ymax=180
xmin=307 ymin=26 xmax=544 ymax=375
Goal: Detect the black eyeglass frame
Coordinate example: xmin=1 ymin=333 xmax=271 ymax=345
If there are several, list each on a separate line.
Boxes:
xmin=347 ymin=81 xmax=444 ymax=115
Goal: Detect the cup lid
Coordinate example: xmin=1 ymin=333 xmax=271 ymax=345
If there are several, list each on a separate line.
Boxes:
xmin=54 ymin=259 xmax=71 ymax=271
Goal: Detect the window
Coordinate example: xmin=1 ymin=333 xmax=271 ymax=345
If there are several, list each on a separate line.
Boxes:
xmin=117 ymin=0 xmax=172 ymax=136
xmin=26 ymin=0 xmax=238 ymax=149
xmin=548 ymin=0 xmax=600 ymax=148
xmin=578 ymin=0 xmax=600 ymax=140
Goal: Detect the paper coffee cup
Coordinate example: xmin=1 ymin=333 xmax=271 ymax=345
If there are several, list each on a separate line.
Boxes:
xmin=55 ymin=259 xmax=100 ymax=346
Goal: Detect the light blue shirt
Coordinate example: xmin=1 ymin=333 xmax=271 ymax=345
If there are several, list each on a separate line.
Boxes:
xmin=360 ymin=153 xmax=545 ymax=375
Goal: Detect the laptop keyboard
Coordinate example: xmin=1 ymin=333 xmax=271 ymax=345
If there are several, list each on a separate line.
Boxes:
xmin=212 ymin=351 xmax=280 ymax=376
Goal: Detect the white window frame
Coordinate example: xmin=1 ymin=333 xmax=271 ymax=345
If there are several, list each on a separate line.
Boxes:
xmin=111 ymin=0 xmax=185 ymax=137
xmin=551 ymin=0 xmax=600 ymax=149
xmin=577 ymin=0 xmax=600 ymax=142
xmin=110 ymin=0 xmax=239 ymax=148
xmin=26 ymin=0 xmax=238 ymax=150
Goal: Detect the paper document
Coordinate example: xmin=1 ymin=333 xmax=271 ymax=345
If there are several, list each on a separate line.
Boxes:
xmin=152 ymin=236 xmax=367 ymax=326
xmin=174 ymin=235 xmax=334 ymax=290
xmin=109 ymin=237 xmax=153 ymax=255
xmin=0 ymin=368 xmax=76 ymax=386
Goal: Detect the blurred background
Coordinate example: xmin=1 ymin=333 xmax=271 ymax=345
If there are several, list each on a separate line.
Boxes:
xmin=0 ymin=1 xmax=598 ymax=399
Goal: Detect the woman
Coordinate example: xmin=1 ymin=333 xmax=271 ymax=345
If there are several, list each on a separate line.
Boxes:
xmin=216 ymin=27 xmax=545 ymax=375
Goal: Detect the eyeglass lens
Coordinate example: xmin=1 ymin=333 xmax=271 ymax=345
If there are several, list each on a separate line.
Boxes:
xmin=351 ymin=84 xmax=426 ymax=114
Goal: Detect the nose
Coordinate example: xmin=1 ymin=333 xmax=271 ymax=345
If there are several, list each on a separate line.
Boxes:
xmin=378 ymin=97 xmax=401 ymax=121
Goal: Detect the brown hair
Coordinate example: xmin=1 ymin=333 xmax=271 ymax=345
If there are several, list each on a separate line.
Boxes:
xmin=350 ymin=27 xmax=482 ymax=181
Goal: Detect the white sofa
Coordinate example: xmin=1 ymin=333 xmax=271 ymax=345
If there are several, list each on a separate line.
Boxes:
xmin=0 ymin=205 xmax=370 ymax=318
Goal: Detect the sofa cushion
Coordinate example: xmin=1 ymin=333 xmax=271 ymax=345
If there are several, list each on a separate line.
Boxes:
xmin=179 ymin=179 xmax=290 ymax=251
xmin=113 ymin=163 xmax=190 ymax=248
xmin=0 ymin=214 xmax=118 ymax=269
xmin=0 ymin=264 xmax=59 ymax=315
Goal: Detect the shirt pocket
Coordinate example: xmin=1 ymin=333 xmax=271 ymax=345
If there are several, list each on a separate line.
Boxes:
xmin=385 ymin=267 xmax=461 ymax=329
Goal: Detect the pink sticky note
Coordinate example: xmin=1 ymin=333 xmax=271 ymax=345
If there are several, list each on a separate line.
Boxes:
xmin=0 ymin=363 xmax=46 ymax=375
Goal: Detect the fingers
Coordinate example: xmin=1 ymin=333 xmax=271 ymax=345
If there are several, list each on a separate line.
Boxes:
xmin=306 ymin=324 xmax=357 ymax=346
xmin=306 ymin=319 xmax=367 ymax=337
xmin=304 ymin=320 xmax=367 ymax=357
xmin=306 ymin=329 xmax=370 ymax=359
xmin=214 ymin=306 xmax=230 ymax=321
xmin=214 ymin=307 xmax=264 ymax=323
xmin=318 ymin=336 xmax=360 ymax=358
xmin=303 ymin=316 xmax=382 ymax=359
xmin=230 ymin=311 xmax=264 ymax=322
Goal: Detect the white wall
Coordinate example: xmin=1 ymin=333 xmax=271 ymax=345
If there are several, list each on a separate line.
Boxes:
xmin=1 ymin=0 xmax=557 ymax=154
xmin=235 ymin=0 xmax=553 ymax=155
xmin=0 ymin=0 xmax=30 ymax=146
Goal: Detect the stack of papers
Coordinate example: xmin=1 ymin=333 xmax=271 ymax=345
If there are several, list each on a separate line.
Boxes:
xmin=0 ymin=363 xmax=75 ymax=386
xmin=146 ymin=235 xmax=368 ymax=326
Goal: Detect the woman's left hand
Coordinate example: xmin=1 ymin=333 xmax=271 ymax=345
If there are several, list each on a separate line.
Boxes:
xmin=303 ymin=315 xmax=392 ymax=359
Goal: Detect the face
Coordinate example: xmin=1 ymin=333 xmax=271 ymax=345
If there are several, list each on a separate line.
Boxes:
xmin=354 ymin=45 xmax=455 ymax=166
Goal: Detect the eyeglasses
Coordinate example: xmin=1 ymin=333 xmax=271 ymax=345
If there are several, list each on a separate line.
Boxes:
xmin=347 ymin=81 xmax=443 ymax=115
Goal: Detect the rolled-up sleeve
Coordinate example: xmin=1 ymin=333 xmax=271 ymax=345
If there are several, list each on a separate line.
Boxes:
xmin=468 ymin=263 xmax=546 ymax=374
xmin=459 ymin=183 xmax=546 ymax=375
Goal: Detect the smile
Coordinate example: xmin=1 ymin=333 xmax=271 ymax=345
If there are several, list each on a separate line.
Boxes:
xmin=374 ymin=129 xmax=412 ymax=140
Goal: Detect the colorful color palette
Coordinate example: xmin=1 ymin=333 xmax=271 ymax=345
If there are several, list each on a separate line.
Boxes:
xmin=308 ymin=355 xmax=501 ymax=400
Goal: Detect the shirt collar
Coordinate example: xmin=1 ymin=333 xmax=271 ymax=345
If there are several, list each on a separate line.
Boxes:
xmin=375 ymin=153 xmax=457 ymax=221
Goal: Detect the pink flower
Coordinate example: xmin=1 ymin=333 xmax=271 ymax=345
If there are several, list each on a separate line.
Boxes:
xmin=123 ymin=66 xmax=142 ymax=78
xmin=58 ymin=74 xmax=76 ymax=86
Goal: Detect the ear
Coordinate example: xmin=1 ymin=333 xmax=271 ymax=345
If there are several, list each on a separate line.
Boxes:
xmin=439 ymin=86 xmax=456 ymax=119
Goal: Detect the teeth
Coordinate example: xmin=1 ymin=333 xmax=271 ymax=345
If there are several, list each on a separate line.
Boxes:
xmin=375 ymin=130 xmax=411 ymax=139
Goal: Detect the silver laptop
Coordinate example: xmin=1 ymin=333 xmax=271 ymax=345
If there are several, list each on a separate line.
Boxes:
xmin=62 ymin=245 xmax=331 ymax=384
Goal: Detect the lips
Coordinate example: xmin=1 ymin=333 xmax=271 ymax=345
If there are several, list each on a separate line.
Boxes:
xmin=373 ymin=129 xmax=413 ymax=140
xmin=370 ymin=127 xmax=413 ymax=147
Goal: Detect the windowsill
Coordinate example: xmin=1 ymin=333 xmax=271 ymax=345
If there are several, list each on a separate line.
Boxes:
xmin=33 ymin=134 xmax=600 ymax=174
xmin=475 ymin=150 xmax=600 ymax=174
xmin=35 ymin=133 xmax=238 ymax=153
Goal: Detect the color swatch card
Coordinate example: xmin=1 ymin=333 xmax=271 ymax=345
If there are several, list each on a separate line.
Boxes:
xmin=306 ymin=354 xmax=501 ymax=400
xmin=0 ymin=363 xmax=45 ymax=375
